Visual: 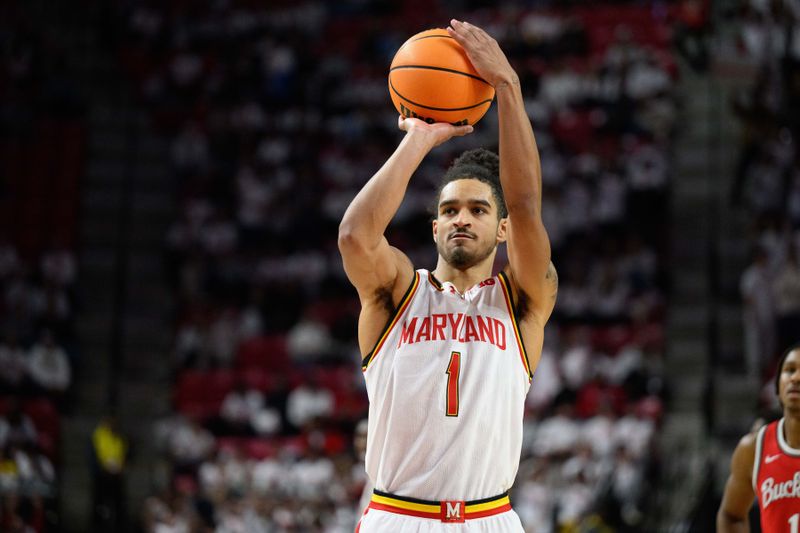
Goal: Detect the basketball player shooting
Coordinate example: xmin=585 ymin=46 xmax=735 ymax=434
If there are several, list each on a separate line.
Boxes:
xmin=338 ymin=20 xmax=557 ymax=532
xmin=717 ymin=345 xmax=800 ymax=532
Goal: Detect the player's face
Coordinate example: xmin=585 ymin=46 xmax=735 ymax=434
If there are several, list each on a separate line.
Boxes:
xmin=432 ymin=179 xmax=507 ymax=269
xmin=778 ymin=349 xmax=800 ymax=411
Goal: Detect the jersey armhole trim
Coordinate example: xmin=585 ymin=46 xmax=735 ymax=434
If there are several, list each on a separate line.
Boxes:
xmin=752 ymin=423 xmax=768 ymax=492
xmin=361 ymin=271 xmax=421 ymax=371
xmin=497 ymin=271 xmax=533 ymax=382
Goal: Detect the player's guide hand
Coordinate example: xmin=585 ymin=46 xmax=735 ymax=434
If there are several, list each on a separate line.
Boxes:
xmin=397 ymin=115 xmax=473 ymax=148
xmin=447 ymin=19 xmax=518 ymax=89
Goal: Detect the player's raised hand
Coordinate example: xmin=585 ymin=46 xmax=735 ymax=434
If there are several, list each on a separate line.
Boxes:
xmin=397 ymin=116 xmax=473 ymax=147
xmin=447 ymin=19 xmax=517 ymax=88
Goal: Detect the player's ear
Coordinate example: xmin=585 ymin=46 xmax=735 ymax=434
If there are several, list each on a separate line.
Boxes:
xmin=496 ymin=217 xmax=508 ymax=244
xmin=432 ymin=219 xmax=439 ymax=243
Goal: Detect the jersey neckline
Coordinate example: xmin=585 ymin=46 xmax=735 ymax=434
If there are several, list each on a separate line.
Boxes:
xmin=777 ymin=417 xmax=800 ymax=456
xmin=427 ymin=269 xmax=494 ymax=297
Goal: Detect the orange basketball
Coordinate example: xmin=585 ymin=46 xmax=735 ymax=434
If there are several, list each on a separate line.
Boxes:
xmin=389 ymin=29 xmax=495 ymax=126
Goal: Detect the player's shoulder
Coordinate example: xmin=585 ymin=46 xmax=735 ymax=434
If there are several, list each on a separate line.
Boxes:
xmin=736 ymin=431 xmax=759 ymax=453
xmin=737 ymin=418 xmax=772 ymax=452
xmin=730 ymin=428 xmax=762 ymax=474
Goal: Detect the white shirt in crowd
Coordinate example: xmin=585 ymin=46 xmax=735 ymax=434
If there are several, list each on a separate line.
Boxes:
xmin=773 ymin=254 xmax=800 ymax=315
xmin=530 ymin=409 xmax=581 ymax=456
xmin=169 ymin=421 xmax=214 ymax=464
xmin=286 ymin=385 xmax=334 ymax=428
xmin=27 ymin=340 xmax=70 ymax=392
xmin=526 ymin=348 xmax=562 ymax=411
xmin=613 ymin=413 xmax=654 ymax=459
xmin=740 ymin=259 xmax=775 ymax=323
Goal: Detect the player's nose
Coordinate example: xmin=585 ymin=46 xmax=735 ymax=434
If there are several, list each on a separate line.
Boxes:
xmin=453 ymin=208 xmax=471 ymax=226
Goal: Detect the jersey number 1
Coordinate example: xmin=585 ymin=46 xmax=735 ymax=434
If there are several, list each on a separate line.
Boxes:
xmin=446 ymin=351 xmax=461 ymax=417
xmin=790 ymin=513 xmax=799 ymax=533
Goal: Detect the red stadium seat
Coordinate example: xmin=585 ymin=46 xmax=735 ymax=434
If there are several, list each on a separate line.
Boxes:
xmin=174 ymin=370 xmax=234 ymax=418
xmin=244 ymin=438 xmax=277 ymax=460
xmin=24 ymin=398 xmax=60 ymax=442
xmin=236 ymin=335 xmax=288 ymax=372
xmin=216 ymin=436 xmax=245 ymax=454
xmin=236 ymin=368 xmax=278 ymax=394
xmin=174 ymin=370 xmax=208 ymax=407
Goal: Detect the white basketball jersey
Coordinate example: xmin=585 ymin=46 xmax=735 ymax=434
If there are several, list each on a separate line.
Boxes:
xmin=362 ymin=269 xmax=533 ymax=501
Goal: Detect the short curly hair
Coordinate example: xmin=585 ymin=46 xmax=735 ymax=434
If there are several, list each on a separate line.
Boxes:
xmin=435 ymin=148 xmax=507 ymax=219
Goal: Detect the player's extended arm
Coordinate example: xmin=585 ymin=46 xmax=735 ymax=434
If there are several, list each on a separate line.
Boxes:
xmin=448 ymin=20 xmax=553 ymax=321
xmin=717 ymin=433 xmax=757 ymax=533
xmin=338 ymin=117 xmax=473 ymax=299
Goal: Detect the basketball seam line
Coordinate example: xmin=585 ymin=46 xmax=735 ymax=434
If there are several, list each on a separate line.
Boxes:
xmin=410 ymin=34 xmax=453 ymax=43
xmin=389 ymin=65 xmax=492 ymax=86
xmin=389 ymin=79 xmax=493 ymax=112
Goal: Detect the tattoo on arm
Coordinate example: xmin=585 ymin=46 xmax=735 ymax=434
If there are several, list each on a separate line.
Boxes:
xmin=546 ymin=263 xmax=558 ymax=300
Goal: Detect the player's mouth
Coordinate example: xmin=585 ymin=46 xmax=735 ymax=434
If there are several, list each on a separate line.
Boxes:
xmin=449 ymin=231 xmax=475 ymax=241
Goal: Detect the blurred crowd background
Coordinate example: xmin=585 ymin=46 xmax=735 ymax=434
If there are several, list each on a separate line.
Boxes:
xmin=0 ymin=0 xmax=798 ymax=531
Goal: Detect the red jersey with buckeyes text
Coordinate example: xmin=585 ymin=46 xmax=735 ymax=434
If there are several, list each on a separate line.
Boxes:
xmin=753 ymin=418 xmax=800 ymax=532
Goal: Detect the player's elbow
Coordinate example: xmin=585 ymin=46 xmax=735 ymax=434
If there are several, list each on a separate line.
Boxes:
xmin=716 ymin=508 xmax=746 ymax=532
xmin=337 ymin=223 xmax=358 ymax=252
xmin=338 ymin=221 xmax=368 ymax=255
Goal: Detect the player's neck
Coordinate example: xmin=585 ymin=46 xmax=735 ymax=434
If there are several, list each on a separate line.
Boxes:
xmin=785 ymin=411 xmax=800 ymax=448
xmin=432 ymin=255 xmax=495 ymax=293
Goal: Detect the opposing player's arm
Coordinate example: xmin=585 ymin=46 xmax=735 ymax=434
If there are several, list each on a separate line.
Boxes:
xmin=717 ymin=433 xmax=757 ymax=533
xmin=338 ymin=117 xmax=473 ymax=302
xmin=448 ymin=20 xmax=553 ymax=322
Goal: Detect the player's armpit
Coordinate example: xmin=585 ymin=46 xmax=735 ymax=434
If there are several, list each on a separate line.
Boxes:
xmin=717 ymin=433 xmax=757 ymax=533
xmin=504 ymin=216 xmax=553 ymax=318
xmin=503 ymin=259 xmax=557 ymax=326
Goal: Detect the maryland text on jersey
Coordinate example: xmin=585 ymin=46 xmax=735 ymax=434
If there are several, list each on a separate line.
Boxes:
xmin=397 ymin=313 xmax=508 ymax=350
xmin=760 ymin=471 xmax=800 ymax=509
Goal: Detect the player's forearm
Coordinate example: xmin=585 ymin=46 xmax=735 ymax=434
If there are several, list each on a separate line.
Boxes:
xmin=496 ymin=78 xmax=542 ymax=217
xmin=339 ymin=132 xmax=434 ymax=248
xmin=716 ymin=511 xmax=749 ymax=533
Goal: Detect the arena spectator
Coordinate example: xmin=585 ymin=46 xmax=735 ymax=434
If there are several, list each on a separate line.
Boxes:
xmin=0 ymin=401 xmax=37 ymax=450
xmin=740 ymin=246 xmax=776 ymax=376
xmin=773 ymin=243 xmax=800 ymax=350
xmin=90 ymin=415 xmax=128 ymax=531
xmin=27 ymin=331 xmax=71 ymax=396
xmin=286 ymin=379 xmax=334 ymax=432
xmin=167 ymin=418 xmax=214 ymax=471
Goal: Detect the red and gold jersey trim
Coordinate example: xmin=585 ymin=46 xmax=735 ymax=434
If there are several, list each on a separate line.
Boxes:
xmin=497 ymin=271 xmax=533 ymax=382
xmin=428 ymin=271 xmax=444 ymax=291
xmin=369 ymin=491 xmax=512 ymax=520
xmin=361 ymin=272 xmax=421 ymax=371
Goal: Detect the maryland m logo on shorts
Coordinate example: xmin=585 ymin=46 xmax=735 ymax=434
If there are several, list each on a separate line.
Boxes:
xmin=440 ymin=500 xmax=466 ymax=522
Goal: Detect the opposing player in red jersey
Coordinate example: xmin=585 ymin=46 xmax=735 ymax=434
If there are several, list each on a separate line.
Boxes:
xmin=718 ymin=345 xmax=800 ymax=532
